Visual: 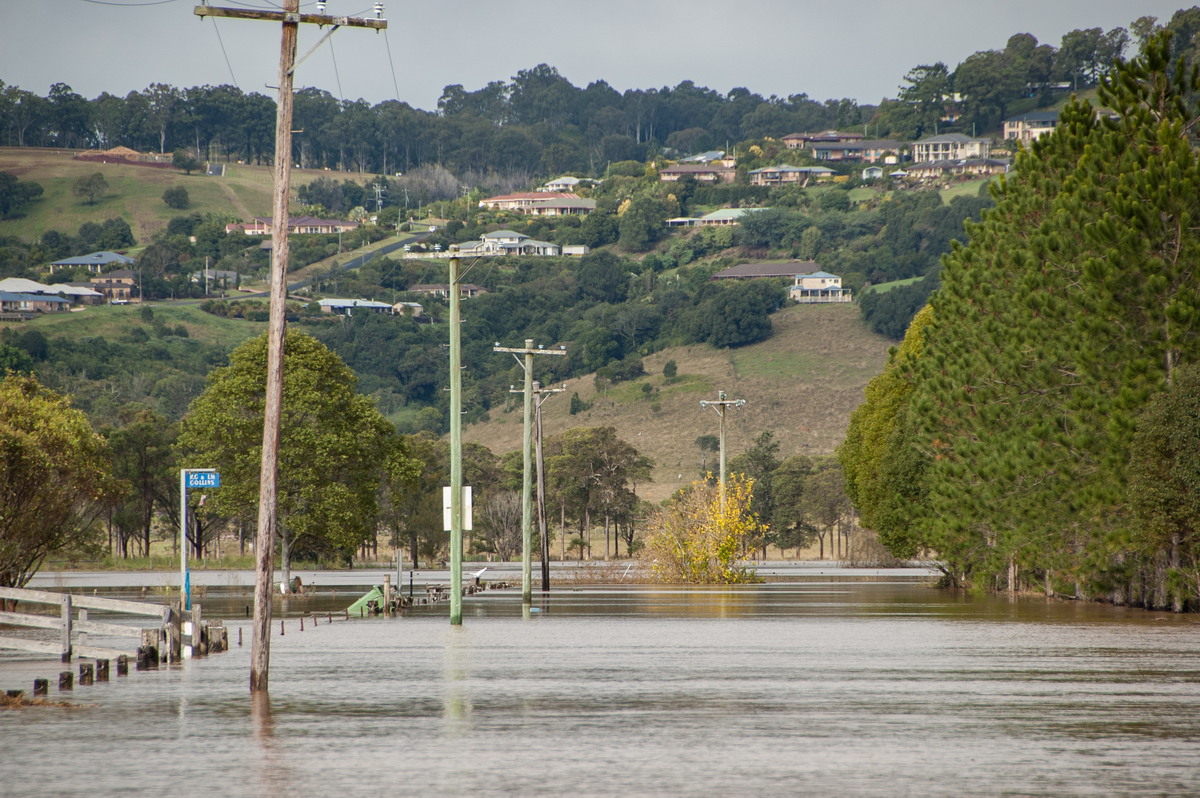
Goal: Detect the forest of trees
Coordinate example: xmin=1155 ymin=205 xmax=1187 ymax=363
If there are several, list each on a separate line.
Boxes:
xmin=840 ymin=33 xmax=1200 ymax=611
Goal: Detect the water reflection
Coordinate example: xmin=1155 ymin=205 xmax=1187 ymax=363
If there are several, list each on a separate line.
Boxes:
xmin=3 ymin=580 xmax=1199 ymax=797
xmin=442 ymin=628 xmax=473 ymax=734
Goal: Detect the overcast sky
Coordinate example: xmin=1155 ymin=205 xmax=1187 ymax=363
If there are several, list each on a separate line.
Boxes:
xmin=2 ymin=1 xmax=1189 ymax=111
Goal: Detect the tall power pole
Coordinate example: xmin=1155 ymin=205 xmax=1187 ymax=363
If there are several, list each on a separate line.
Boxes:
xmin=699 ymin=390 xmax=746 ymax=510
xmin=495 ymin=340 xmax=566 ymax=604
xmin=449 ymin=256 xmax=464 ymax=625
xmin=193 ymin=2 xmax=385 ymax=693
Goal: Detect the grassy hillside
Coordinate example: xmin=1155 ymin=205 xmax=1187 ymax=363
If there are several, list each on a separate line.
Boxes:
xmin=0 ymin=147 xmax=332 ymax=244
xmin=24 ymin=300 xmax=266 ymax=348
xmin=465 ymin=303 xmax=890 ymax=504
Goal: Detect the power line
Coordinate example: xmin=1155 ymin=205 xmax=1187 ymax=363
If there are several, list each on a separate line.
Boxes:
xmin=382 ymin=28 xmax=402 ymax=101
xmin=210 ymin=19 xmax=241 ymax=88
xmin=328 ymin=35 xmax=345 ymax=102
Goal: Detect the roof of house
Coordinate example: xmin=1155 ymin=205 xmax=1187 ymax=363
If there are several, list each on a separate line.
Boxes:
xmin=0 ymin=277 xmax=53 ymax=293
xmin=530 ymin=198 xmax=597 ymax=210
xmin=914 ymin=133 xmax=987 ymax=144
xmin=51 ymin=284 xmax=103 ymax=296
xmin=748 ymin=165 xmax=836 ymax=174
xmin=481 ymin=192 xmax=578 ymax=203
xmin=0 ymin=291 xmax=70 ymax=304
xmin=92 ymin=269 xmax=137 ymax=279
xmin=659 ymin=163 xmax=735 ymax=174
xmin=482 ymin=230 xmax=528 ymax=240
xmin=809 ymin=139 xmax=902 ymax=151
xmin=713 ymin=261 xmax=825 ymax=279
xmin=50 ymin=251 xmax=135 ymax=267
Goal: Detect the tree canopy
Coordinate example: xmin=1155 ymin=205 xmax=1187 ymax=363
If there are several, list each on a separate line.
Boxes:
xmin=178 ymin=329 xmax=419 ymax=583
xmin=0 ymin=374 xmax=120 ymax=589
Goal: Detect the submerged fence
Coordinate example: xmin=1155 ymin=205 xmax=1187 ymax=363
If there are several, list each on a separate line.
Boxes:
xmin=0 ymin=586 xmax=226 ymax=665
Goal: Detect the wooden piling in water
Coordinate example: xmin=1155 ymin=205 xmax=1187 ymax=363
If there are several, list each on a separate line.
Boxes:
xmin=58 ymin=671 xmax=72 ymax=691
xmin=96 ymin=659 xmax=109 ymax=681
xmin=238 ymin=627 xmax=243 ymax=646
xmin=79 ymin=663 xmax=93 ymax=686
xmin=299 ymin=616 xmax=304 ymax=631
xmin=33 ymin=679 xmax=47 ymax=696
xmin=7 ymin=689 xmax=24 ymax=699
xmin=116 ymin=655 xmax=128 ymax=676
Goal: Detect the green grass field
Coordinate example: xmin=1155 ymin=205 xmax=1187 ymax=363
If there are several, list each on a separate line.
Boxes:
xmin=25 ymin=300 xmax=266 ymax=349
xmin=0 ymin=147 xmax=333 ymax=244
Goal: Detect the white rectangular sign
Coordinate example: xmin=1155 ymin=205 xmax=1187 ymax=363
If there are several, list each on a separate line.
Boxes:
xmin=442 ymin=485 xmax=473 ymax=532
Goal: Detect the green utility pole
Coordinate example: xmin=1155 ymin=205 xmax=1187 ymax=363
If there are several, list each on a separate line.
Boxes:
xmin=494 ymin=340 xmax=566 ymax=603
xmin=700 ymin=390 xmax=745 ymax=510
xmin=449 ymin=255 xmax=464 ymax=625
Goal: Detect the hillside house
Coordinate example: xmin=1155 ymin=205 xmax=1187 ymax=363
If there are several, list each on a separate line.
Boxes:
xmin=781 ymin=130 xmax=865 ymax=150
xmin=789 ymin=271 xmax=851 ymax=303
xmin=524 ymin=197 xmax=596 ymax=216
xmin=906 ymin=158 xmax=1010 ymax=181
xmin=911 ymin=133 xmax=990 ymax=163
xmin=1003 ymin=111 xmax=1059 ymax=143
xmin=0 ymin=277 xmax=103 ymax=305
xmin=0 ymin=291 xmax=71 ymax=315
xmin=90 ymin=269 xmax=138 ymax=302
xmin=478 ymin=192 xmax=582 ymax=213
xmin=457 ymin=230 xmax=561 ymax=257
xmin=809 ymin=139 xmax=904 ymax=163
xmin=747 ymin=165 xmax=835 ymax=186
xmin=48 ymin=251 xmax=135 ymax=275
xmin=226 ymin=216 xmax=359 ymax=235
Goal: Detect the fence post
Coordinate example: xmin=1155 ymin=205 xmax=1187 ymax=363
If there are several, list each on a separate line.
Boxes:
xmin=60 ymin=594 xmax=73 ymax=663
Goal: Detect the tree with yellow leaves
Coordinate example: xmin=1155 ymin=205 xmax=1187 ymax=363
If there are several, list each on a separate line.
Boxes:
xmin=640 ymin=474 xmax=763 ymax=583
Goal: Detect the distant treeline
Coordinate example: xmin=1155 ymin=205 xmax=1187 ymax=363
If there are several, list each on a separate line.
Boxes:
xmin=0 ymin=12 xmax=1186 ymax=183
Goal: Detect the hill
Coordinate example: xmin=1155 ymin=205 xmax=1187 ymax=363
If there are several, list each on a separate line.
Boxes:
xmin=0 ymin=147 xmax=330 ymax=244
xmin=465 ymin=303 xmax=890 ymax=504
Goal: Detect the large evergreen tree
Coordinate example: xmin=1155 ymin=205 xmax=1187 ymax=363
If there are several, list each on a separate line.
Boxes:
xmin=853 ymin=32 xmax=1200 ymax=608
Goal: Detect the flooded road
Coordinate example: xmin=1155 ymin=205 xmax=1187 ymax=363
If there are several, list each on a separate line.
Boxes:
xmin=3 ymin=580 xmax=1199 ymax=796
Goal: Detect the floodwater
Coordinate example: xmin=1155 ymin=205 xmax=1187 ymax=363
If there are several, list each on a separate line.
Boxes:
xmin=3 ymin=579 xmax=1200 ymax=797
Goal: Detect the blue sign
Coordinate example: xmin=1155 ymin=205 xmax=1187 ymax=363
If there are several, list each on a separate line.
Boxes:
xmin=185 ymin=471 xmax=220 ymax=489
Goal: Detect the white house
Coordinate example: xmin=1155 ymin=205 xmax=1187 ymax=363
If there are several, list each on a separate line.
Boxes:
xmin=910 ymin=133 xmax=990 ymax=163
xmin=457 ymin=230 xmax=561 ymax=257
xmin=789 ymin=271 xmax=851 ymax=304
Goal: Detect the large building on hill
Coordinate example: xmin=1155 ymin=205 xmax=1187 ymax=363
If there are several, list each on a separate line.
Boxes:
xmin=911 ymin=133 xmax=990 ymax=163
xmin=225 ymin=216 xmax=359 ymax=235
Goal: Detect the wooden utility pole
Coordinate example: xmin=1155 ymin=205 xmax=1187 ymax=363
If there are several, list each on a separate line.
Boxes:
xmin=699 ymin=390 xmax=745 ymax=510
xmin=193 ymin=1 xmax=385 ymax=693
xmin=495 ymin=341 xmax=566 ymax=604
xmin=533 ymin=381 xmax=565 ymax=592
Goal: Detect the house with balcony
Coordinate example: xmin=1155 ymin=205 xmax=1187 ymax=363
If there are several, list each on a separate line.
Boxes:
xmin=808 ymin=139 xmax=905 ymax=164
xmin=747 ymin=165 xmax=835 ymax=186
xmin=911 ymin=133 xmax=990 ymax=163
xmin=658 ymin=163 xmax=737 ymax=183
xmin=1003 ymin=111 xmax=1059 ymax=144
